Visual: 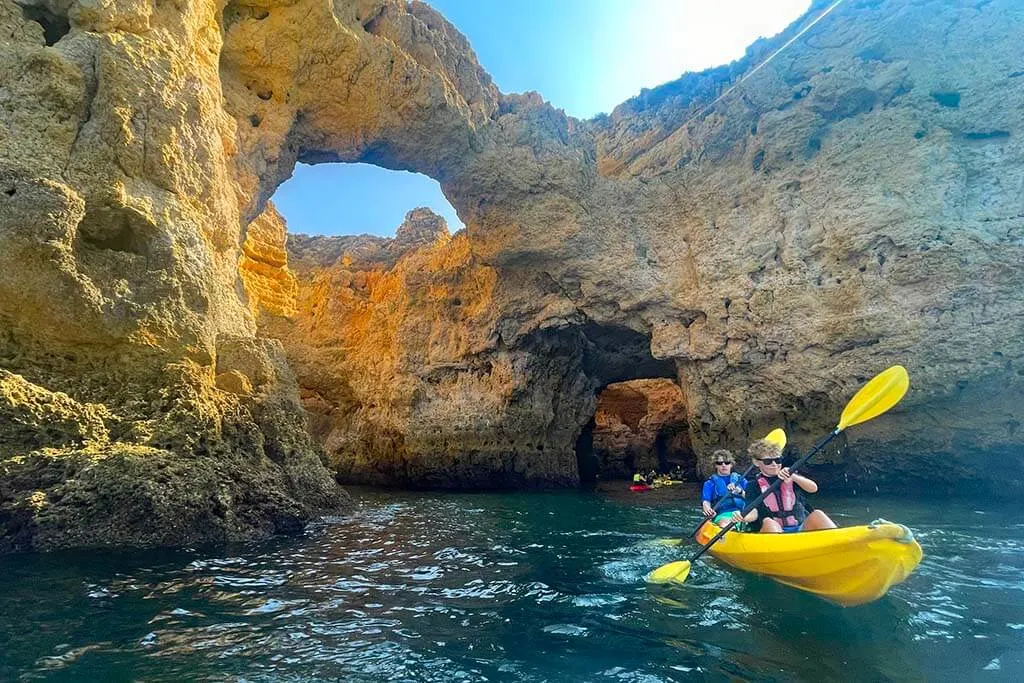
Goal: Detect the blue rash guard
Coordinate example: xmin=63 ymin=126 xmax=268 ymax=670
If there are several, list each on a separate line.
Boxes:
xmin=701 ymin=473 xmax=745 ymax=514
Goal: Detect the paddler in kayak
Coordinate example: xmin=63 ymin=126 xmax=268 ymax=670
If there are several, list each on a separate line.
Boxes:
xmin=700 ymin=449 xmax=745 ymax=527
xmin=731 ymin=439 xmax=837 ymax=533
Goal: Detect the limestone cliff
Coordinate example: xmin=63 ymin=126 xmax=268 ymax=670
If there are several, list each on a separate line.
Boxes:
xmin=250 ymin=0 xmax=1023 ymax=495
xmin=258 ymin=0 xmax=1024 ymax=493
xmin=1 ymin=0 xmax=1022 ymax=556
xmin=0 ymin=0 xmax=351 ymax=551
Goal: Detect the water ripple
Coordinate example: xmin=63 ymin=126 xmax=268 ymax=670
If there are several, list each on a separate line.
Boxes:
xmin=1 ymin=491 xmax=1021 ymax=682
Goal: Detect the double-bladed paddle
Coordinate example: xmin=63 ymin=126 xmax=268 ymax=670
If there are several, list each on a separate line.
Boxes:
xmin=647 ymin=365 xmax=910 ymax=585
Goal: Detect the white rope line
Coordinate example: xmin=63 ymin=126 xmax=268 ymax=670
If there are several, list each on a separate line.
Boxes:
xmin=678 ymin=0 xmax=848 ymax=130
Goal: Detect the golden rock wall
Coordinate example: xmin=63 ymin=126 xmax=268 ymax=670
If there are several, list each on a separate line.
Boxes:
xmin=2 ymin=0 xmax=1022 ymax=553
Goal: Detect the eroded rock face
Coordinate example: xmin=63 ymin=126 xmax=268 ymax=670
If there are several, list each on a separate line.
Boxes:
xmin=2 ymin=0 xmax=1023 ymax=548
xmin=0 ymin=0 xmax=351 ymax=551
xmin=240 ymin=203 xmax=298 ymax=318
xmin=264 ymin=208 xmax=580 ymax=489
xmin=252 ymin=0 xmax=1023 ymax=496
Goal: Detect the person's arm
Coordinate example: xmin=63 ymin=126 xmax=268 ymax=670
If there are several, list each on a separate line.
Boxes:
xmin=701 ymin=479 xmax=715 ymax=516
xmin=701 ymin=479 xmax=714 ymax=503
xmin=731 ymin=508 xmax=758 ymax=523
xmin=780 ymin=467 xmax=818 ymax=493
xmin=729 ymin=480 xmax=759 ymax=523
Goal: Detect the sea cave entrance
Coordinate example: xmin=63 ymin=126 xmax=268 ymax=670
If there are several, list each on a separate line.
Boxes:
xmin=576 ymin=379 xmax=695 ymax=485
xmin=567 ymin=323 xmax=693 ymax=485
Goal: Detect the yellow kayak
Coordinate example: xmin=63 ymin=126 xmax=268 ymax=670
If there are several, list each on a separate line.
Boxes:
xmin=693 ymin=520 xmax=923 ymax=607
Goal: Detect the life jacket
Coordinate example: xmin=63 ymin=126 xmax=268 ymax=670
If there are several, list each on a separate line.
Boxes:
xmin=709 ymin=473 xmax=743 ymax=511
xmin=756 ymin=476 xmax=804 ymax=528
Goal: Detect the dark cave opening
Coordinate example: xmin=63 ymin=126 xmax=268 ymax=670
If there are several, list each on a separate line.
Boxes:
xmin=574 ymin=416 xmax=598 ymax=485
xmin=576 ymin=378 xmax=696 ymax=484
xmin=18 ymin=2 xmax=70 ymax=46
xmin=567 ymin=323 xmax=694 ymax=484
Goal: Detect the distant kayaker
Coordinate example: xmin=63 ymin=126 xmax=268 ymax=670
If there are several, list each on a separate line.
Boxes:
xmin=700 ymin=449 xmax=745 ymax=527
xmin=732 ymin=439 xmax=837 ymax=533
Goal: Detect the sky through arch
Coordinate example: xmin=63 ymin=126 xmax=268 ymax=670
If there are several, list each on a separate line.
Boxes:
xmin=272 ymin=0 xmax=812 ymax=237
xmin=273 ymin=163 xmax=464 ymax=238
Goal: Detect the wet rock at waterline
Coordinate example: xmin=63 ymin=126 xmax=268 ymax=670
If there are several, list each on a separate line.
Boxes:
xmin=1 ymin=0 xmax=1023 ymax=550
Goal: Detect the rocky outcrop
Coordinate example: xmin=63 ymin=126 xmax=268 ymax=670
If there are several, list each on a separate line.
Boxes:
xmin=240 ymin=203 xmax=298 ymax=317
xmin=2 ymin=0 xmax=1022 ymax=548
xmin=286 ymin=207 xmax=452 ymax=272
xmin=263 ymin=208 xmax=550 ymax=488
xmin=390 ymin=207 xmax=450 ymax=252
xmin=0 ymin=0 xmax=351 ymax=551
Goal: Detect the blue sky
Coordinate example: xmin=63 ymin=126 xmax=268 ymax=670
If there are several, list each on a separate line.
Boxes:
xmin=272 ymin=1 xmax=811 ymax=237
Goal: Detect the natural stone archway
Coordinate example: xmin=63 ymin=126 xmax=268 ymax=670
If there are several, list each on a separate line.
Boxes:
xmin=264 ymin=212 xmax=681 ymax=489
xmin=587 ymin=379 xmax=694 ymax=481
xmin=218 ymin=0 xmax=502 ymax=222
xmin=237 ymin=0 xmax=1024 ymax=496
xmin=2 ymin=0 xmax=1024 ymax=550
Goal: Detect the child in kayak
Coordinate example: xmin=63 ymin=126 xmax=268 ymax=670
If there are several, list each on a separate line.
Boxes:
xmin=732 ymin=439 xmax=837 ymax=533
xmin=700 ymin=449 xmax=745 ymax=527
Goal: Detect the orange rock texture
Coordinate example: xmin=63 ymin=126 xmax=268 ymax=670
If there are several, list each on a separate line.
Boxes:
xmin=240 ymin=203 xmax=298 ymax=318
xmin=1 ymin=0 xmax=1023 ymax=551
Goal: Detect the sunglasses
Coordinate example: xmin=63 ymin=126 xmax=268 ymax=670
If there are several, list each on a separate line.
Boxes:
xmin=757 ymin=457 xmax=783 ymax=465
xmin=714 ymin=460 xmax=733 ymax=465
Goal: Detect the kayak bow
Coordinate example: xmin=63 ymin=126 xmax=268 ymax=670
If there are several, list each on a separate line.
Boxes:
xmin=690 ymin=520 xmax=923 ymax=607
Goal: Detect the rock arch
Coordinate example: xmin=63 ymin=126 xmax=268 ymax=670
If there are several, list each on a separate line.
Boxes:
xmin=229 ymin=0 xmax=1024 ymax=494
xmin=2 ymin=0 xmax=1024 ymax=550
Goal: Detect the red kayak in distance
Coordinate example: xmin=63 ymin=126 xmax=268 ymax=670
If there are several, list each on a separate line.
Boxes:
xmin=629 ymin=484 xmax=651 ymax=492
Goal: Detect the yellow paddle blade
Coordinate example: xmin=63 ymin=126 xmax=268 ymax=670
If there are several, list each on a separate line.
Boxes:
xmin=837 ymin=365 xmax=910 ymax=431
xmin=646 ymin=560 xmax=691 ymax=585
xmin=763 ymin=428 xmax=787 ymax=449
xmin=648 ymin=538 xmax=683 ymax=547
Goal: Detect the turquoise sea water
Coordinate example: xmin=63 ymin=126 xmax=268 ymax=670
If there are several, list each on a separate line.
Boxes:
xmin=1 ymin=486 xmax=1022 ymax=681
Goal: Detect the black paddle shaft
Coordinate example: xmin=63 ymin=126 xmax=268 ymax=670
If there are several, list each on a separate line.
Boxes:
xmin=689 ymin=428 xmax=841 ymax=563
